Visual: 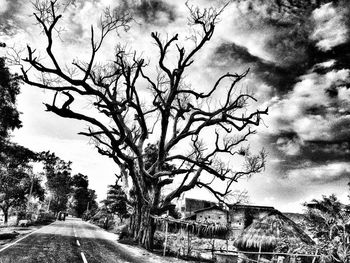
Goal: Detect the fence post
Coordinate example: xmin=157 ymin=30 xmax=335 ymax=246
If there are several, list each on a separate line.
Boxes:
xmin=187 ymin=225 xmax=191 ymax=256
xmin=163 ymin=213 xmax=169 ymax=256
xmin=311 ymin=249 xmax=318 ymax=263
xmin=226 ymin=234 xmax=229 ymax=252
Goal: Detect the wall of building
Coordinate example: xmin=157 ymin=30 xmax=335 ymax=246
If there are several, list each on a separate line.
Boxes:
xmin=196 ymin=209 xmax=227 ymax=224
xmin=183 ymin=198 xmax=217 ymax=217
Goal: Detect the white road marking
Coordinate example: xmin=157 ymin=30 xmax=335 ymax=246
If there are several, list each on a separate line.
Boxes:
xmin=0 ymin=222 xmax=55 ymax=253
xmin=81 ymin=252 xmax=88 ymax=263
xmin=76 ymin=240 xmax=80 ymax=246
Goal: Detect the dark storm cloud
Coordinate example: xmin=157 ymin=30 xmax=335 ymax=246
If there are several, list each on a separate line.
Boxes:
xmin=208 ymin=1 xmax=350 ymax=187
xmin=304 ymin=140 xmax=350 ymax=163
xmin=213 ymin=42 xmax=306 ymax=93
xmin=262 ymin=134 xmax=350 ymax=186
xmin=235 ymin=0 xmax=350 ymax=186
xmin=265 ymin=115 xmax=350 ymax=166
xmin=0 ymin=0 xmax=22 ymax=36
xmin=208 ymin=0 xmax=316 ymax=95
xmin=212 ymin=0 xmax=350 ymax=96
xmin=117 ymin=0 xmax=177 ymax=26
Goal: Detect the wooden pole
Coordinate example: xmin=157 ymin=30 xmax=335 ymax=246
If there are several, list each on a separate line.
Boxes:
xmin=187 ymin=225 xmax=191 ymax=256
xmin=258 ymin=242 xmax=262 ymax=262
xmin=163 ymin=212 xmax=169 ymax=256
xmin=311 ymin=249 xmax=318 ymax=263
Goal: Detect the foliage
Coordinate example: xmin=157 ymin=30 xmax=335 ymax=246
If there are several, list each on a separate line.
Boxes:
xmin=301 ymin=194 xmax=350 ymax=263
xmin=89 ymin=205 xmax=115 ymax=230
xmin=39 ymin=151 xmax=72 ymax=214
xmin=0 ymin=143 xmax=44 ymax=223
xmin=21 ymin=1 xmax=268 ymax=249
xmin=102 ymin=180 xmax=129 ymax=222
xmin=304 ymin=194 xmax=345 ymax=239
xmin=0 ymin=57 xmax=21 ymax=141
xmin=82 ymin=208 xmax=97 ymax=221
xmin=0 ymin=46 xmax=45 ymax=224
xmin=70 ymin=173 xmax=97 ymax=217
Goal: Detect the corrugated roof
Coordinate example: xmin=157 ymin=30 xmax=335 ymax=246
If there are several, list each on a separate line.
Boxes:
xmin=228 ymin=204 xmax=275 ymax=210
xmin=193 ymin=205 xmax=227 ymax=214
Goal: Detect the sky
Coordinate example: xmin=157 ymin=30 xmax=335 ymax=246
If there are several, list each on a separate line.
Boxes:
xmin=0 ymin=0 xmax=349 ymax=212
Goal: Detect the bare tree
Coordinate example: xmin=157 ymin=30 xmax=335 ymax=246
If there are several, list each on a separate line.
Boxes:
xmin=21 ymin=1 xmax=268 ymax=249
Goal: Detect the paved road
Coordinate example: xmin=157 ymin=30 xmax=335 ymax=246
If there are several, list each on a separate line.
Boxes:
xmin=0 ymin=217 xmax=137 ymax=263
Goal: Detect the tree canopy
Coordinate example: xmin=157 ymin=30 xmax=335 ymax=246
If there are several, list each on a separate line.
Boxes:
xmin=303 ymin=194 xmax=350 ymax=263
xmin=0 ymin=48 xmax=44 ymax=224
xmin=102 ymin=180 xmax=129 ymax=223
xmin=21 ymin=1 xmax=268 ymax=249
xmin=0 ymin=143 xmax=44 ymax=223
xmin=70 ymin=173 xmax=97 ymax=217
xmin=0 ymin=57 xmax=21 ymax=141
xmin=39 ymin=151 xmax=72 ymax=214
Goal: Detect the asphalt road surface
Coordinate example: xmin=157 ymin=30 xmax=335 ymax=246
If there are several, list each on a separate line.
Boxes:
xmin=0 ymin=217 xmax=138 ymax=263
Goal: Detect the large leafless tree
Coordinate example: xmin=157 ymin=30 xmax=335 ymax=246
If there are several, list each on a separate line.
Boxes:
xmin=21 ymin=0 xmax=268 ymax=249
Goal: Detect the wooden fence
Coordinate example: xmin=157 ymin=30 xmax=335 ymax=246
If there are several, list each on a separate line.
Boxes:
xmin=152 ymin=215 xmax=320 ymax=263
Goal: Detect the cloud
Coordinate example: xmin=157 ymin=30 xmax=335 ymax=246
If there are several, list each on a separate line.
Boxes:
xmin=265 ymin=67 xmax=350 ymax=165
xmin=212 ymin=42 xmax=305 ymax=94
xmin=205 ymin=1 xmax=319 ymax=96
xmin=268 ymin=68 xmax=350 ymax=135
xmin=286 ymin=162 xmax=350 ymax=185
xmin=0 ymin=0 xmax=25 ymax=36
xmin=311 ymin=2 xmax=349 ymax=51
xmin=116 ymin=0 xmax=177 ymax=26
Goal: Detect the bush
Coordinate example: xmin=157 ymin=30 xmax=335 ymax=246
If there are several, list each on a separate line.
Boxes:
xmin=35 ymin=212 xmax=55 ymax=224
xmin=82 ymin=210 xmax=96 ymax=221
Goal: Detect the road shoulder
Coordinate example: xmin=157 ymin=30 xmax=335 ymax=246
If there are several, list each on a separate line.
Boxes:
xmin=0 ymin=221 xmax=54 ymax=249
xmin=85 ymin=221 xmax=199 ymax=263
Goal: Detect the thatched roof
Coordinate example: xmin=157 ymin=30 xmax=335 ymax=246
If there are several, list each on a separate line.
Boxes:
xmin=234 ymin=210 xmax=314 ymax=251
xmin=152 ymin=215 xmax=228 ymax=235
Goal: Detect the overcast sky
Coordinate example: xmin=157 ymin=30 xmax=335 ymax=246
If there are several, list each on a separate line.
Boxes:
xmin=1 ymin=0 xmax=349 ymax=212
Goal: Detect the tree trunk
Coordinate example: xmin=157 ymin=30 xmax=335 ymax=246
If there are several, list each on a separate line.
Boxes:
xmin=130 ymin=202 xmax=156 ymax=250
xmin=3 ymin=208 xmax=9 ymax=224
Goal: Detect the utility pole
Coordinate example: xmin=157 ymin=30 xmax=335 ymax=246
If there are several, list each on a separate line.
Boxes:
xmin=26 ymin=173 xmax=34 ymax=212
xmin=47 ymin=196 xmax=51 ymax=212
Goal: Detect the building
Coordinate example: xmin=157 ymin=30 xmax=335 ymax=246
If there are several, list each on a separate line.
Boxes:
xmin=175 ymin=197 xmax=280 ymax=239
xmin=192 ymin=205 xmax=228 ymax=225
xmin=228 ymin=204 xmax=275 ymax=238
xmin=177 ymin=197 xmax=217 ymax=218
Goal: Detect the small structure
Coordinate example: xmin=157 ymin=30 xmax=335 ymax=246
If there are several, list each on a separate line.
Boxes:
xmin=193 ymin=205 xmax=228 ymax=225
xmin=228 ymin=204 xmax=275 ymax=238
xmin=178 ymin=197 xmax=217 ymax=218
xmin=233 ymin=210 xmax=314 ymax=262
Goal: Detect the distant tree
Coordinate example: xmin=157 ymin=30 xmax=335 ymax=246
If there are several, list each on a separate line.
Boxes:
xmin=0 ymin=45 xmax=45 ymax=223
xmin=103 ymin=180 xmax=129 ymax=223
xmin=0 ymin=57 xmax=21 ymax=143
xmin=39 ymin=151 xmax=72 ymax=215
xmin=0 ymin=143 xmax=44 ymax=223
xmin=22 ymin=1 xmax=268 ymax=249
xmin=70 ymin=173 xmax=97 ymax=217
xmin=304 ymin=194 xmax=344 ymax=238
xmin=303 ymin=194 xmax=350 ymax=263
xmin=71 ymin=173 xmax=89 ymax=188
